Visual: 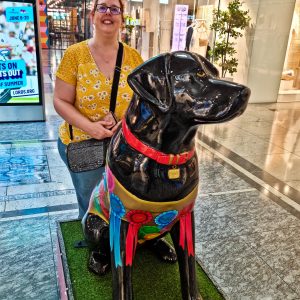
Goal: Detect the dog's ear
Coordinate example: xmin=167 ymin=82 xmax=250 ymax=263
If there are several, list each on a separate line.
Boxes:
xmin=198 ymin=55 xmax=219 ymax=77
xmin=127 ymin=54 xmax=172 ymax=112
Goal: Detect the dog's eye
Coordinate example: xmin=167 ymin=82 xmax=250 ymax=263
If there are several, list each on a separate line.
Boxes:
xmin=197 ymin=71 xmax=206 ymax=78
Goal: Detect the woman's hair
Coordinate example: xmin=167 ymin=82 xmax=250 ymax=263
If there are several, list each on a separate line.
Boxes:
xmin=91 ymin=0 xmax=125 ymax=23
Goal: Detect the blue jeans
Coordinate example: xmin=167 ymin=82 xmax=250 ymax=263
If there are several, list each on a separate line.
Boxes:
xmin=57 ymin=138 xmax=105 ymax=219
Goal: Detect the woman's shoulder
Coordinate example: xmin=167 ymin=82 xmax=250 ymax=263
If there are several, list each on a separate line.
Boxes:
xmin=123 ymin=43 xmax=144 ymax=67
xmin=65 ymin=40 xmax=88 ymax=54
xmin=64 ymin=40 xmax=90 ymax=62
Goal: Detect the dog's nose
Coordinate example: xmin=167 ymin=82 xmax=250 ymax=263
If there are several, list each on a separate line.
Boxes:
xmin=241 ymin=87 xmax=251 ymax=102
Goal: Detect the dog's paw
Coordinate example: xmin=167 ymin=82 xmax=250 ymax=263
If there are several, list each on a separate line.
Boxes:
xmin=147 ymin=238 xmax=177 ymax=263
xmin=88 ymin=251 xmax=111 ymax=276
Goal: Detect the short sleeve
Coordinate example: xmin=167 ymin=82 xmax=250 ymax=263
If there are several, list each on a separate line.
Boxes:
xmin=132 ymin=48 xmax=144 ymax=66
xmin=55 ymin=46 xmax=78 ymax=86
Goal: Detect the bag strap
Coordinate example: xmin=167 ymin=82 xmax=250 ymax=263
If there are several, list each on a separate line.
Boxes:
xmin=110 ymin=41 xmax=123 ymax=113
xmin=69 ymin=42 xmax=124 ymax=140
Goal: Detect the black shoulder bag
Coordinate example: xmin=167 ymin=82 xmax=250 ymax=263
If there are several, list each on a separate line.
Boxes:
xmin=66 ymin=42 xmax=123 ymax=173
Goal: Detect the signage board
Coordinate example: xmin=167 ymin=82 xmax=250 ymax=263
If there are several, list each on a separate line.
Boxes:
xmin=171 ymin=4 xmax=189 ymax=51
xmin=0 ymin=0 xmax=45 ymax=121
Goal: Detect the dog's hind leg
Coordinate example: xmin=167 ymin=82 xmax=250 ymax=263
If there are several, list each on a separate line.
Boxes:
xmin=111 ymin=220 xmax=133 ymax=300
xmin=170 ymin=211 xmax=201 ymax=300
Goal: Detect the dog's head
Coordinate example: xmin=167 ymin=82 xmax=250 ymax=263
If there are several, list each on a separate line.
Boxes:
xmin=128 ymin=51 xmax=250 ymax=125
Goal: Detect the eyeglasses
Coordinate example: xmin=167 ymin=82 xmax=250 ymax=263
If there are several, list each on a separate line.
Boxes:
xmin=95 ymin=4 xmax=122 ymax=15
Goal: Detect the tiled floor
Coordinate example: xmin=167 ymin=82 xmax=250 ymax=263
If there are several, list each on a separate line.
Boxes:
xmin=0 ymin=48 xmax=300 ymax=299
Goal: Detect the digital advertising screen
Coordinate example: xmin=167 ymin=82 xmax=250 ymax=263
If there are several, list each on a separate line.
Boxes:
xmin=0 ymin=0 xmax=43 ymax=106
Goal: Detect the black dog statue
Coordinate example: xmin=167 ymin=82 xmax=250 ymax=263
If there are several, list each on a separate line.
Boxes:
xmin=82 ymin=51 xmax=250 ymax=299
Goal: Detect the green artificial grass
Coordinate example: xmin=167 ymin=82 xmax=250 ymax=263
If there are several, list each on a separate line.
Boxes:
xmin=60 ymin=220 xmax=224 ymax=300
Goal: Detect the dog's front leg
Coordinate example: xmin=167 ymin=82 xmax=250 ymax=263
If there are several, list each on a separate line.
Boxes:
xmin=171 ymin=211 xmax=200 ymax=300
xmin=111 ymin=220 xmax=133 ymax=300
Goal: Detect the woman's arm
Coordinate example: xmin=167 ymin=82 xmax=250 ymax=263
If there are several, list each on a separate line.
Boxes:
xmin=54 ymin=78 xmax=114 ymax=140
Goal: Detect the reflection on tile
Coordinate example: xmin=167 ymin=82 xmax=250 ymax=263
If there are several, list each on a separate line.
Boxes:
xmin=5 ymin=193 xmax=77 ymax=211
xmin=235 ymin=121 xmax=290 ymax=137
xmin=217 ymin=137 xmax=286 ymax=157
xmin=196 ymin=237 xmax=300 ymax=300
xmin=0 ymin=156 xmax=50 ymax=187
xmin=198 ymin=123 xmax=248 ymax=141
xmin=244 ymin=152 xmax=300 ymax=182
xmin=240 ymin=227 xmax=300 ymax=295
xmin=264 ymin=133 xmax=300 ymax=153
xmin=287 ymin=180 xmax=300 ymax=191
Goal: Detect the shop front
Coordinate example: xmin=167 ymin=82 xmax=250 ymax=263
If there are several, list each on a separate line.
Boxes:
xmin=123 ymin=0 xmax=297 ymax=103
xmin=45 ymin=0 xmax=297 ymax=103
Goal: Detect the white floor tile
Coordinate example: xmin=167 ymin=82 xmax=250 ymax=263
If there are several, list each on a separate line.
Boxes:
xmin=0 ymin=187 xmax=6 ymax=196
xmin=5 ymin=194 xmax=77 ymax=211
xmin=6 ymin=182 xmax=74 ymax=196
xmin=0 ymin=202 xmax=5 ymax=212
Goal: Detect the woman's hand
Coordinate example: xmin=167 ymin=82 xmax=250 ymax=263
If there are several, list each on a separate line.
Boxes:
xmin=111 ymin=121 xmax=122 ymax=134
xmin=86 ymin=120 xmax=115 ymax=140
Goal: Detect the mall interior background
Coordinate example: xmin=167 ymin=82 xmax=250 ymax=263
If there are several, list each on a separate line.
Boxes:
xmin=0 ymin=1 xmax=299 ymax=299
xmin=43 ymin=0 xmax=300 ymax=104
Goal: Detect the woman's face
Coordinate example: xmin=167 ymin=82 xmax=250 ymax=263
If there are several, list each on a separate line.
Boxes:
xmin=92 ymin=0 xmax=123 ymax=37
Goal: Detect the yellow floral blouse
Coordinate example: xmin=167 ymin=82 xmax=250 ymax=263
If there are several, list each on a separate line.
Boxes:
xmin=55 ymin=40 xmax=143 ymax=145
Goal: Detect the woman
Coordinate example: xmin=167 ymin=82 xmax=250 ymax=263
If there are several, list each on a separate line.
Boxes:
xmin=54 ymin=0 xmax=142 ymax=219
xmin=54 ymin=0 xmax=176 ymax=273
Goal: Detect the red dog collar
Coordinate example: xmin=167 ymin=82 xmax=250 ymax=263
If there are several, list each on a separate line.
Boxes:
xmin=122 ymin=119 xmax=195 ymax=165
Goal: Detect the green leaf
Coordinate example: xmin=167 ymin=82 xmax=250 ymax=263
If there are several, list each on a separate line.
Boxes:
xmin=209 ymin=0 xmax=251 ymax=76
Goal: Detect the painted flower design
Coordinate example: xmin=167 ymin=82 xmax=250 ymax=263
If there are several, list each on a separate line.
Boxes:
xmin=110 ymin=193 xmax=125 ymax=218
xmin=126 ymin=210 xmax=152 ymax=225
xmin=138 ymin=225 xmax=160 ymax=240
xmin=155 ymin=210 xmax=178 ymax=228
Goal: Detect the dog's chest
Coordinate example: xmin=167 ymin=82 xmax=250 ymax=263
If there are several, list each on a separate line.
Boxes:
xmin=88 ymin=167 xmax=198 ymax=243
xmin=108 ymin=132 xmax=199 ymax=202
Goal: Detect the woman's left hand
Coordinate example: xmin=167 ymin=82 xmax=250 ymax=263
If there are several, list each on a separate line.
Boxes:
xmin=111 ymin=121 xmax=122 ymax=134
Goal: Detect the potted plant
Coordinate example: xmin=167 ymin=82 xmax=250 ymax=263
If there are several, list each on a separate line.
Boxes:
xmin=209 ymin=0 xmax=251 ymax=78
